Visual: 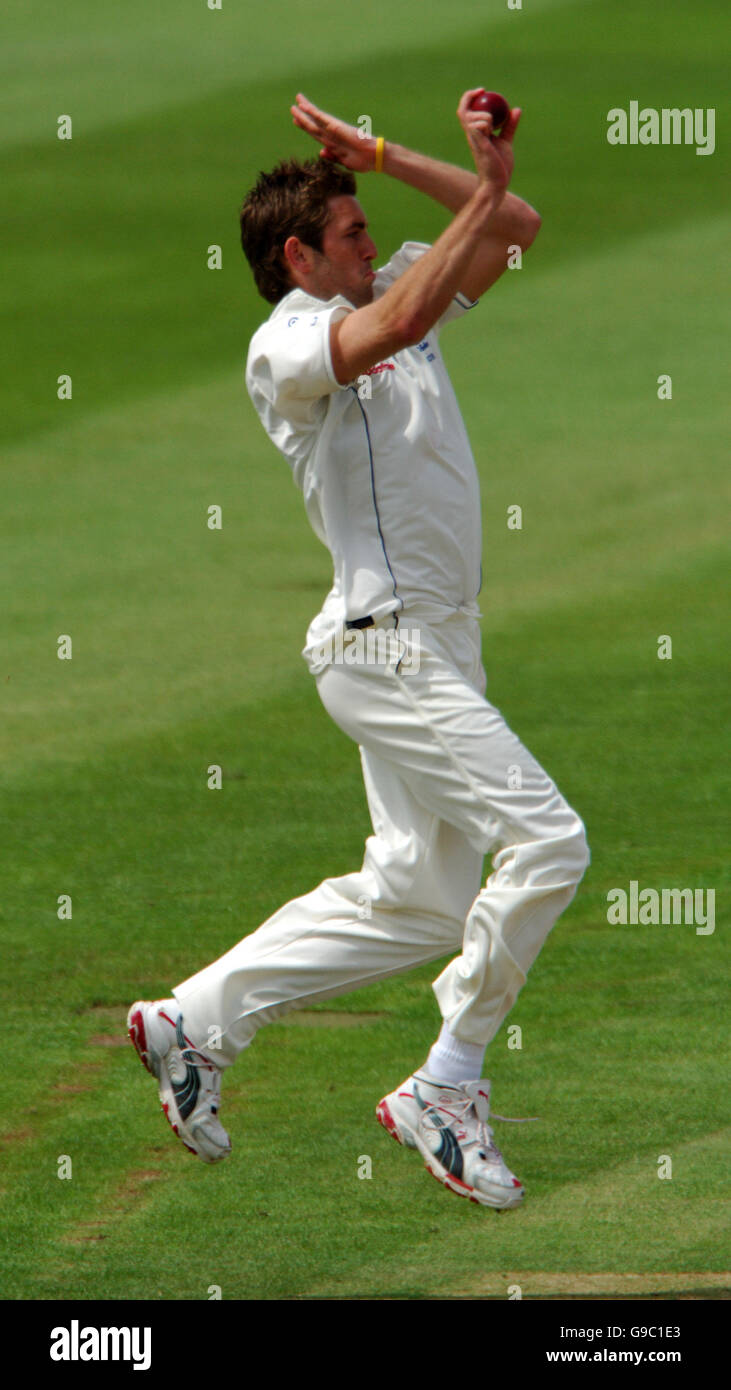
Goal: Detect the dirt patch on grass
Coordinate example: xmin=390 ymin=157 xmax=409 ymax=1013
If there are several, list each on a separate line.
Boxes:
xmin=278 ymin=1010 xmax=389 ymax=1028
xmin=64 ymin=1224 xmax=109 ymax=1245
xmin=51 ymin=1061 xmax=101 ymax=1091
xmin=62 ymin=1168 xmax=165 ymax=1246
xmin=3 ymin=1061 xmax=103 ymax=1149
xmin=0 ymin=1126 xmax=34 ymax=1150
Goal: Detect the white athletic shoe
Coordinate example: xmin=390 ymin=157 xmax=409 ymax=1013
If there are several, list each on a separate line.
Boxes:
xmin=127 ymin=1000 xmax=231 ymax=1163
xmin=376 ymin=1071 xmax=525 ymax=1209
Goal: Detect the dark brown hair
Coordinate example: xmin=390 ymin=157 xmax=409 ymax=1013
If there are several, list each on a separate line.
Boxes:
xmin=240 ymin=158 xmax=357 ymax=304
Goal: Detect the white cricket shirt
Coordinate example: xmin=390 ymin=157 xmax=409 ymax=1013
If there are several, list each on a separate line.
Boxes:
xmin=245 ymin=241 xmax=483 ymax=673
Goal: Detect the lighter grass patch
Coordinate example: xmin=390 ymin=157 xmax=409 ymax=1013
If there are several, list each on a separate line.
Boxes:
xmin=304 ymin=1128 xmax=731 ymax=1299
xmin=449 ymin=1270 xmax=730 ymax=1299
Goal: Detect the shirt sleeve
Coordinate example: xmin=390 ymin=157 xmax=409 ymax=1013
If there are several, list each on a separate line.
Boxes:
xmin=373 ymin=241 xmax=479 ymax=333
xmin=246 ymin=300 xmax=353 ymax=433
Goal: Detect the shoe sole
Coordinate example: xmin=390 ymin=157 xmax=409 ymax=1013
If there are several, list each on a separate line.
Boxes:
xmin=376 ymin=1098 xmax=523 ymax=1210
xmin=127 ymin=1002 xmax=222 ymax=1162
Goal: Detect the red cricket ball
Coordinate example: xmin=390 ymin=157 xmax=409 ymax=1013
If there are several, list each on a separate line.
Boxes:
xmin=468 ymin=90 xmax=511 ymax=133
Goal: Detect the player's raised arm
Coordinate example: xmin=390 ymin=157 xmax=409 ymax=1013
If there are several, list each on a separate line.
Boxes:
xmin=293 ymin=90 xmax=541 ymax=317
xmin=328 ymin=98 xmax=514 ymax=385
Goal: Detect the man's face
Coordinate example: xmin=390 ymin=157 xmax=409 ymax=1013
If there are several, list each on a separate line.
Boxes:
xmin=293 ymin=195 xmax=378 ymax=308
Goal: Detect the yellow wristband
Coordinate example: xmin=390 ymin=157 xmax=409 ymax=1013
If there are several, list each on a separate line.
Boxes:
xmin=374 ymin=136 xmax=385 ymax=173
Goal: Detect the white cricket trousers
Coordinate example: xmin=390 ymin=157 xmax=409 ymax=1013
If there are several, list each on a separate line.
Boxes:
xmin=174 ymin=607 xmax=590 ymax=1067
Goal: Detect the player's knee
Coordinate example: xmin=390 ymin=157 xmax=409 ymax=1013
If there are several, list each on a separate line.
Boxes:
xmin=559 ymin=816 xmax=590 ymax=884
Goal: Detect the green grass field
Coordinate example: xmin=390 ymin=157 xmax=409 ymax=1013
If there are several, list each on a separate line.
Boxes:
xmin=1 ymin=0 xmax=728 ymax=1300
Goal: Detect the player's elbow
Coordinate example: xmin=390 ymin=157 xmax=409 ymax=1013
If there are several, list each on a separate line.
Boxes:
xmin=391 ymin=310 xmax=430 ymax=350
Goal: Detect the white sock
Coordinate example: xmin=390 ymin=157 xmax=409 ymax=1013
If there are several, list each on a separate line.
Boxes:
xmin=425 ymin=1022 xmax=486 ymax=1084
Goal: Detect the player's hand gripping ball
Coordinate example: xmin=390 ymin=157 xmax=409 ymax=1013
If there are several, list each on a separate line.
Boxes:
xmin=468 ymin=90 xmax=511 ymax=134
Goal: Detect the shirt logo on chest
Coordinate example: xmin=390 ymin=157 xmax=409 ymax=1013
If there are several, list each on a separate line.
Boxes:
xmin=364 ymin=361 xmax=395 ymax=375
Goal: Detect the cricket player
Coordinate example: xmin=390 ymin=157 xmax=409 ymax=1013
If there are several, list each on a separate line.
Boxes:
xmin=128 ymin=90 xmax=590 ymax=1209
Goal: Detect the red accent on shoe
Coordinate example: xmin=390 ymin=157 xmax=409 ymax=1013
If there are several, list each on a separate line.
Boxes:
xmin=376 ymin=1100 xmax=402 ymax=1144
xmin=426 ymin=1163 xmax=472 ymax=1196
xmin=128 ymin=1009 xmax=150 ymax=1072
xmin=158 ymin=1007 xmax=196 ymax=1051
xmin=512 ymin=1178 xmax=522 ymax=1187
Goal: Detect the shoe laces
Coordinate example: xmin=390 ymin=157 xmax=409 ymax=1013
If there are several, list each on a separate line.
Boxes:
xmin=421 ymin=1086 xmax=538 ymax=1163
xmin=175 ymin=1017 xmax=218 ymax=1071
xmin=180 ymin=1042 xmax=219 ymax=1075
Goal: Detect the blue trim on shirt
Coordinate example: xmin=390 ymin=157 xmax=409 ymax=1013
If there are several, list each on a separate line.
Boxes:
xmin=352 ymin=389 xmax=403 ymax=617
